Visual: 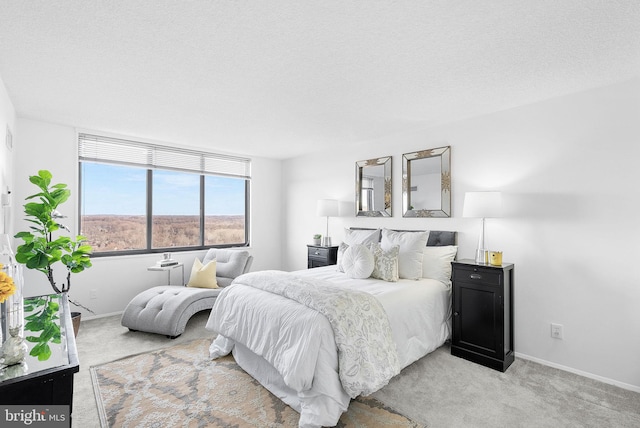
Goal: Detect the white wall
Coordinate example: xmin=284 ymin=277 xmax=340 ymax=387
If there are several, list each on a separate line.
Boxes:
xmin=282 ymin=77 xmax=640 ymax=391
xmin=0 ymin=76 xmax=16 ymax=234
xmin=11 ymin=118 xmax=283 ymax=316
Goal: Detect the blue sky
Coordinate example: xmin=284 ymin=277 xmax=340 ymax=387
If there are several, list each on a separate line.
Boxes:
xmin=81 ymin=163 xmax=245 ymax=215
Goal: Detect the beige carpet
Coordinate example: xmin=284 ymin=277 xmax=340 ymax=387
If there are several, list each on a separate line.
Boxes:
xmin=90 ymin=338 xmax=422 ymax=427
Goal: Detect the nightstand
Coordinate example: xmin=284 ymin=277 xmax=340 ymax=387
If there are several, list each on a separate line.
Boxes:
xmin=307 ymin=245 xmax=338 ymax=268
xmin=451 ymin=259 xmax=515 ymax=372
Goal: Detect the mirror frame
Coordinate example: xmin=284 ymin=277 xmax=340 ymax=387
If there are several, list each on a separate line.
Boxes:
xmin=355 ymin=156 xmax=392 ymax=217
xmin=402 ymin=146 xmax=451 ymax=217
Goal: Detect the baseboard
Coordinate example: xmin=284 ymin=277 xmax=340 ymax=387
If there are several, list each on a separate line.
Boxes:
xmin=515 ymin=352 xmax=640 ymax=394
xmin=83 ymin=310 xmax=123 ymax=321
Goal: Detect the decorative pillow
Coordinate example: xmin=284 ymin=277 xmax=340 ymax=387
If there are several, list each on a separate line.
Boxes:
xmin=422 ymin=246 xmax=458 ymax=283
xmin=343 ymin=228 xmax=381 ymax=246
xmin=338 ymin=230 xmax=381 ymax=272
xmin=368 ymin=243 xmax=399 ymax=282
xmin=187 ymin=258 xmax=219 ymax=289
xmin=337 ymin=242 xmax=349 ymax=272
xmin=341 ymin=244 xmax=375 ymax=279
xmin=380 ymin=229 xmax=429 ymax=280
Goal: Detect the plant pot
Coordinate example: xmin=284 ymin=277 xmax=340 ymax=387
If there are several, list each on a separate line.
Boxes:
xmin=313 ymin=239 xmax=322 ymax=246
xmin=71 ymin=312 xmax=81 ymax=338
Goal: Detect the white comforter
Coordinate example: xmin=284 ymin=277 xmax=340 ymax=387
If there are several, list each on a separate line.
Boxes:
xmin=206 ymin=266 xmax=451 ymax=427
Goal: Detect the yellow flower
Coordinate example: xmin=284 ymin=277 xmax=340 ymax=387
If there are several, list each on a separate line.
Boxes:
xmin=0 ymin=267 xmax=16 ymax=304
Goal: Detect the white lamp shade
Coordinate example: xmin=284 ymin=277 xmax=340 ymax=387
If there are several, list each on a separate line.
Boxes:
xmin=317 ymin=199 xmax=339 ymax=217
xmin=463 ymin=192 xmax=502 ymax=218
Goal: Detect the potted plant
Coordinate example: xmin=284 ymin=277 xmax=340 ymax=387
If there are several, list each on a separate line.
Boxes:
xmin=14 ymin=170 xmax=93 ymax=359
xmin=312 ymin=234 xmax=322 ymax=246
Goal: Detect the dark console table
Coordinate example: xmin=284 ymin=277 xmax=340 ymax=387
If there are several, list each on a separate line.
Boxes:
xmin=0 ymin=294 xmax=79 ymax=416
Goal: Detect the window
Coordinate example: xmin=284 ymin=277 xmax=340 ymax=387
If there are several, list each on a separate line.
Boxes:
xmin=204 ymin=175 xmax=247 ymax=246
xmin=80 ymin=163 xmax=147 ymax=252
xmin=78 ymin=133 xmax=250 ymax=255
xmin=152 ymin=169 xmax=200 ymax=248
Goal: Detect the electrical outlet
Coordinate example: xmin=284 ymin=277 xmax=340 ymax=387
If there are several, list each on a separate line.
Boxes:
xmin=90 ymin=289 xmax=98 ymax=300
xmin=551 ymin=323 xmax=563 ymax=339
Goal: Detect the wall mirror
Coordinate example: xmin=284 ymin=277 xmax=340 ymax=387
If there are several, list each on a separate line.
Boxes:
xmin=355 ymin=156 xmax=391 ymax=217
xmin=402 ymin=146 xmax=451 ymax=217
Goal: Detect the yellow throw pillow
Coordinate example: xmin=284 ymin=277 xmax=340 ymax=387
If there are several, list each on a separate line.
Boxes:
xmin=187 ymin=258 xmax=218 ymax=289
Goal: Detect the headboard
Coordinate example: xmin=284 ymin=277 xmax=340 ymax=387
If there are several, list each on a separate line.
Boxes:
xmin=350 ymin=228 xmax=456 ymax=246
xmin=426 ymin=231 xmax=456 ymax=247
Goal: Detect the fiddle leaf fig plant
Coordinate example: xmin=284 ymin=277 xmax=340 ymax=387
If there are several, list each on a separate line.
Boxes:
xmin=13 ymin=170 xmax=93 ymax=360
xmin=14 ymin=170 xmax=92 ymax=294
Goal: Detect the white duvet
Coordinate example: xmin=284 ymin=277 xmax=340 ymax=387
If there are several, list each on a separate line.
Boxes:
xmin=206 ymin=266 xmax=451 ymax=427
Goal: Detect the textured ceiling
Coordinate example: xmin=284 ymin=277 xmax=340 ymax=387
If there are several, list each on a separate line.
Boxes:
xmin=1 ymin=1 xmax=639 ymax=159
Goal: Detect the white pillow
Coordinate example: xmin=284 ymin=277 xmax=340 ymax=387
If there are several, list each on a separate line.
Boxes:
xmin=368 ymin=243 xmax=399 ymax=282
xmin=380 ymin=229 xmax=429 ymax=280
xmin=343 ymin=228 xmax=381 ymax=246
xmin=341 ymin=244 xmax=375 ymax=279
xmin=422 ymin=246 xmax=458 ymax=283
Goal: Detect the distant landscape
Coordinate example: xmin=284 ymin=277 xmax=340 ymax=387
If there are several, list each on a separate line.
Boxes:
xmin=81 ymin=215 xmax=246 ymax=252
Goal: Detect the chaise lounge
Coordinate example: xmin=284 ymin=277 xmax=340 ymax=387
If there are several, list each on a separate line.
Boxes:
xmin=121 ymin=248 xmax=253 ymax=338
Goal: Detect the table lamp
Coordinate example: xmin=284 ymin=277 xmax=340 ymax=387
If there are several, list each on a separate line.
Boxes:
xmin=463 ymin=191 xmax=502 ymax=264
xmin=317 ymin=199 xmax=339 ymax=246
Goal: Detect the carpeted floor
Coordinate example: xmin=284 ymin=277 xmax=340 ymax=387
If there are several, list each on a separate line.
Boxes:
xmin=74 ymin=312 xmax=640 ymax=428
xmin=91 ymin=338 xmax=422 ymax=427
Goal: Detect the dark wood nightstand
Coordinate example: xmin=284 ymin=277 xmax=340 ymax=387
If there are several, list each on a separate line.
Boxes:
xmin=307 ymin=245 xmax=338 ymax=268
xmin=451 ymin=259 xmax=515 ymax=372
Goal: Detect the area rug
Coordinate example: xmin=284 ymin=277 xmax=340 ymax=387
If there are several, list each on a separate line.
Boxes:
xmin=90 ymin=338 xmax=424 ymax=427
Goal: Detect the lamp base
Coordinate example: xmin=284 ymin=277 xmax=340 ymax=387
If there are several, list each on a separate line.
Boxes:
xmin=322 ymin=237 xmax=332 ymax=247
xmin=475 ymin=248 xmax=488 ymax=264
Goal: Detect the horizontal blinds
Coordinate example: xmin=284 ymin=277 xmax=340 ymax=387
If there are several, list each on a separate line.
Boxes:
xmin=78 ymin=133 xmax=251 ymax=179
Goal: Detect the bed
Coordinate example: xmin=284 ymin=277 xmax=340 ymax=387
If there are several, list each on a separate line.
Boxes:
xmin=206 ymin=228 xmax=457 ymax=427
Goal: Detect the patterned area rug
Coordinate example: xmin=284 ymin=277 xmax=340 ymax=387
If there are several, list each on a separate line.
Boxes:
xmin=91 ymin=338 xmax=423 ymax=427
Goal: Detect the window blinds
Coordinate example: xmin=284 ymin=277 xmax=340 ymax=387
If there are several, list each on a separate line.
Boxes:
xmin=78 ymin=133 xmax=251 ymax=179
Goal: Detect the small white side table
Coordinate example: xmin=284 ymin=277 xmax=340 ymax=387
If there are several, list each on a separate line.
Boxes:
xmin=147 ymin=263 xmax=185 ymax=286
